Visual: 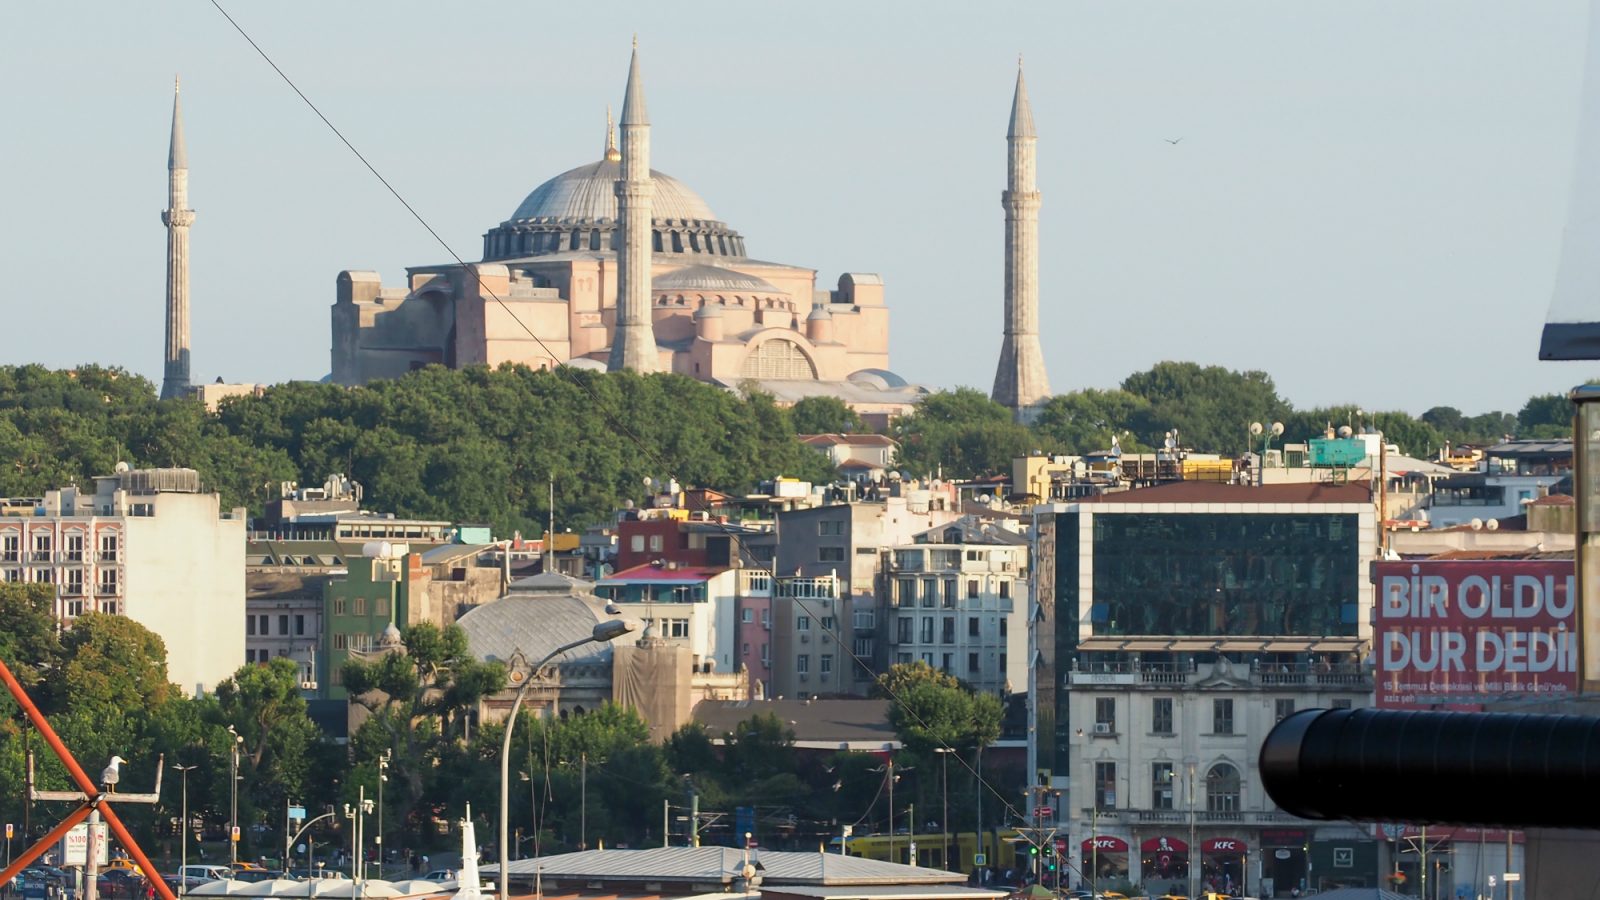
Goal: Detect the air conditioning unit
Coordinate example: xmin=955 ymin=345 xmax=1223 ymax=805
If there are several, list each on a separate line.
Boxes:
xmin=1094 ymin=722 xmax=1112 ymax=735
xmin=800 ymin=634 xmax=810 ymax=643
xmin=301 ymin=681 xmax=318 ymax=691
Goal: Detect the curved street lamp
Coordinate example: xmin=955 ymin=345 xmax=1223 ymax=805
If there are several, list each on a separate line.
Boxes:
xmin=498 ymin=618 xmax=634 ymax=900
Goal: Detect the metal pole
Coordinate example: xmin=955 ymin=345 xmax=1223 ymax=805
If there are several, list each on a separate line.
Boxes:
xmin=690 ymin=792 xmax=700 ymax=848
xmin=1091 ymin=805 xmax=1098 ymax=898
xmin=886 ymin=760 xmax=895 ymax=865
xmin=377 ymin=754 xmax=386 ymax=878
xmin=230 ymin=744 xmax=237 ymax=865
xmin=1188 ymin=764 xmax=1198 ymax=900
xmin=1505 ymin=831 xmax=1513 ymax=900
xmin=662 ymin=801 xmax=668 ymax=849
xmin=941 ymin=751 xmax=949 ymax=872
xmin=178 ymin=768 xmax=192 ymax=896
xmin=579 ymin=753 xmax=586 ymax=852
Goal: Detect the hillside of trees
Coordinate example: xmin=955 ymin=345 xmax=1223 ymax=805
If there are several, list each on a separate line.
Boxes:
xmin=0 ymin=361 xmax=1578 ymax=531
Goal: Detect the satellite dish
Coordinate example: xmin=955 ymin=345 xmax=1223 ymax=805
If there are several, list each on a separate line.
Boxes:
xmin=643 ymin=476 xmax=655 ymax=489
xmin=114 ymin=461 xmax=131 ymax=473
xmin=1338 ymin=425 xmax=1354 ymax=438
xmin=1470 ymin=518 xmax=1484 ymax=531
xmin=1486 ymin=518 xmax=1500 ymax=531
xmin=1271 ymin=422 xmax=1285 ymax=437
xmin=1250 ymin=422 xmax=1264 ymax=437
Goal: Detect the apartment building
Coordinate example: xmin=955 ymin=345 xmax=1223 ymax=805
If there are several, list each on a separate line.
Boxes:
xmin=0 ymin=466 xmax=245 ymax=695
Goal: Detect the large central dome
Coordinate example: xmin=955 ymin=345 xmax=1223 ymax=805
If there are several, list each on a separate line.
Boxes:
xmin=482 ymin=157 xmax=748 ymax=262
xmin=510 ymin=159 xmax=717 ymax=223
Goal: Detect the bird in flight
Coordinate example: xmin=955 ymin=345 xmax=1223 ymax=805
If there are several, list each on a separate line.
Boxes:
xmin=1164 ymin=137 xmax=1184 ymax=145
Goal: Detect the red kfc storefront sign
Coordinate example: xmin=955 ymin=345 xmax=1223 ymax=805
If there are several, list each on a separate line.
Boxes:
xmin=1372 ymin=560 xmax=1577 ymax=710
xmin=1203 ymin=838 xmax=1248 ymax=854
xmin=1083 ymin=836 xmax=1129 ymax=854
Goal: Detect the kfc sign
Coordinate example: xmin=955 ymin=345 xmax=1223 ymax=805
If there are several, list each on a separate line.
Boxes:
xmin=1203 ymin=838 xmax=1248 ymax=853
xmin=1373 ymin=561 xmax=1578 ymax=709
xmin=1083 ymin=836 xmax=1129 ymax=853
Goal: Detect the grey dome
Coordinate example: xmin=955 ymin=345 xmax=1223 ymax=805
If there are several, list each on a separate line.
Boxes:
xmin=654 ymin=265 xmax=780 ymax=296
xmin=511 ymin=159 xmax=717 ymax=223
xmin=458 ymin=591 xmax=614 ymax=669
xmin=807 ymin=305 xmax=833 ymax=321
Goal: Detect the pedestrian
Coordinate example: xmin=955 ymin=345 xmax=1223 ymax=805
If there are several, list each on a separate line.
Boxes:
xmin=422 ymin=855 xmax=430 ymax=873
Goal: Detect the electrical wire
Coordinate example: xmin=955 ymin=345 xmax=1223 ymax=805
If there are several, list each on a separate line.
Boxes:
xmin=204 ymin=0 xmax=1067 ymax=876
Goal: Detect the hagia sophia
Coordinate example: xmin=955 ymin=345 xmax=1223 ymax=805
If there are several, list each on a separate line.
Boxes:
xmin=162 ymin=46 xmax=1053 ymax=421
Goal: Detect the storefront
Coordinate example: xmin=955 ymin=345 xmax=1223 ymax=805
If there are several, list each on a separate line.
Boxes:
xmin=1081 ymin=836 xmax=1130 ymax=885
xmin=1200 ymin=838 xmax=1248 ymax=895
xmin=1261 ymin=829 xmax=1308 ymax=898
xmin=1140 ymin=836 xmax=1190 ymax=893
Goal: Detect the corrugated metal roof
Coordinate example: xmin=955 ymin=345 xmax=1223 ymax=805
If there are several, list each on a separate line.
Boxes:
xmin=491 ymin=848 xmax=963 ymax=886
xmin=693 ymin=700 xmax=896 ymax=748
xmin=764 ymin=887 xmax=1008 ymax=900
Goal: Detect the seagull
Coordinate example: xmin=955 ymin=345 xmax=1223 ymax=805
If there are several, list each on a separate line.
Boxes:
xmin=1164 ymin=137 xmax=1184 ymax=145
xmin=101 ymin=756 xmax=126 ymax=790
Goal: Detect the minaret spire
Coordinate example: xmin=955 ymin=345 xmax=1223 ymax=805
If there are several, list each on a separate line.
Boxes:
xmin=608 ymin=42 xmax=658 ymax=373
xmin=991 ymin=61 xmax=1051 ymax=419
xmin=161 ymin=76 xmax=196 ymax=401
xmin=605 ymin=105 xmax=620 ymax=162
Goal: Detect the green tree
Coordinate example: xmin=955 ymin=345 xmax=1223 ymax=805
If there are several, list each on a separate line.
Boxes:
xmin=874 ymin=662 xmax=1002 ymax=754
xmin=790 ymin=396 xmax=865 ymax=434
xmin=894 ymin=389 xmax=1035 ymax=479
xmin=1519 ymin=393 xmax=1572 ymax=438
xmin=1031 ymin=389 xmax=1153 ymax=456
xmin=1120 ymin=362 xmax=1291 ymax=454
xmin=213 ymin=659 xmax=324 ymax=843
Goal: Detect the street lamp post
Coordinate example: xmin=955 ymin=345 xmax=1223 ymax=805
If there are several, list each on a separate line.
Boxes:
xmin=1186 ymin=760 xmax=1199 ymax=900
xmin=498 ymin=618 xmax=633 ymax=900
xmin=174 ymin=764 xmax=197 ymax=896
xmin=933 ymin=749 xmax=951 ymax=871
xmin=376 ymin=751 xmax=389 ymax=878
xmin=227 ymin=726 xmax=243 ymax=865
xmin=344 ymin=788 xmax=374 ymax=885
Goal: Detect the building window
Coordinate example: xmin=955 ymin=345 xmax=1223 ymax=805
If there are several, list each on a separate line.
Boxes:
xmin=1152 ymin=697 xmax=1174 ymax=735
xmin=920 ymin=651 xmax=934 ymax=666
xmin=1332 ymin=698 xmax=1353 ymax=709
xmin=631 ymin=535 xmax=645 ymax=552
xmin=820 ymin=654 xmax=833 ymax=674
xmin=761 ymin=643 xmax=770 ymax=664
xmin=818 ymin=520 xmax=844 ymax=536
xmin=941 ymin=653 xmax=953 ymax=673
xmin=259 ymin=615 xmax=269 ymax=635
xmin=920 ymin=617 xmax=934 ymax=643
xmin=853 ymin=609 xmax=875 ymax=629
xmin=819 ymin=546 xmax=845 ymax=563
xmin=941 ymin=617 xmax=956 ymax=644
xmin=1275 ymin=698 xmax=1296 ymax=722
xmin=897 ymin=616 xmax=913 ymax=643
xmin=331 ymin=667 xmax=343 ymax=686
xmin=967 ymin=579 xmax=979 ymax=599
xmin=353 ymin=597 xmax=367 ymax=616
xmin=65 ymin=569 xmax=83 ymax=596
xmin=64 ymin=533 xmax=84 ymax=562
xmin=375 ymin=597 xmax=389 ymax=617
xmin=33 ymin=569 xmax=54 ymax=585
xmin=821 ymin=615 xmax=836 ymax=632
xmin=968 ymin=617 xmax=980 ymax=637
xmin=967 ymin=652 xmax=979 ymax=673
xmin=999 ymin=618 xmax=1008 ymax=637
xmin=1213 ymin=698 xmax=1235 ymax=735
xmin=98 ymin=533 xmax=118 ymax=562
xmin=294 ymin=614 xmax=306 ymax=636
xmin=944 ymin=578 xmax=958 ymax=605
xmin=896 ymin=652 xmax=913 ymax=665
xmin=742 ymin=608 xmax=754 ymax=623
xmin=854 ymin=637 xmax=873 ymax=657
xmin=333 ymin=598 xmax=347 ymax=616
xmin=668 ymin=618 xmax=689 ymax=638
xmin=999 ymin=580 xmax=1011 ymax=599
xmin=96 ymin=570 xmax=118 ymax=595
xmin=649 ymin=535 xmax=664 ymax=552
xmin=278 ymin=614 xmax=290 ymax=636
xmin=1152 ymin=762 xmax=1175 ymax=810
xmin=1095 ymin=697 xmax=1116 ymax=733
xmin=247 ymin=617 xmax=256 ymax=636
xmin=797 ymin=654 xmax=810 ymax=674
xmin=1 ymin=534 xmax=17 ymax=563
xmin=32 ymin=533 xmax=52 ymax=562
xmin=797 ymin=615 xmax=811 ymax=631
xmin=333 ymin=633 xmax=349 ymax=650
xmin=1094 ymin=761 xmax=1117 ymax=809
xmin=5 ymin=569 xmax=19 ymax=583
xmin=1206 ymin=763 xmax=1241 ymax=812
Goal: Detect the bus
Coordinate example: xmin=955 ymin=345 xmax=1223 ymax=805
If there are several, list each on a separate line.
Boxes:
xmin=839 ymin=829 xmax=1027 ymax=874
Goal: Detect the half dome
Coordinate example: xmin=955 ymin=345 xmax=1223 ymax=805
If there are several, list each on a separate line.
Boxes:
xmin=510 ymin=159 xmax=717 ymax=223
xmin=653 ymin=265 xmax=780 ymax=296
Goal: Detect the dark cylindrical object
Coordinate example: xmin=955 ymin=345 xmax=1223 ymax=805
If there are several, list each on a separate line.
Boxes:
xmin=1260 ymin=707 xmax=1600 ymax=829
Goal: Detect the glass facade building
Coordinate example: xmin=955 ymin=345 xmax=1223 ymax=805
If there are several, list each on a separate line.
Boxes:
xmin=1089 ymin=513 xmax=1360 ymax=637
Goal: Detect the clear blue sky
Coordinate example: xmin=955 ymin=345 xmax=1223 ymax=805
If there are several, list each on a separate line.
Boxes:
xmin=4 ymin=0 xmax=1598 ymax=416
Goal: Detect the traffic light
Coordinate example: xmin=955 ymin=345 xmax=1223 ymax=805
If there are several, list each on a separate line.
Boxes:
xmin=1029 ymin=844 xmax=1039 ymax=857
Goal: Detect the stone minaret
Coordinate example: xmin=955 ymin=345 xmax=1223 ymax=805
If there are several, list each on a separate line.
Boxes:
xmin=608 ymin=42 xmax=658 ymax=373
xmin=161 ymin=77 xmax=195 ymax=401
xmin=991 ymin=63 xmax=1051 ymax=418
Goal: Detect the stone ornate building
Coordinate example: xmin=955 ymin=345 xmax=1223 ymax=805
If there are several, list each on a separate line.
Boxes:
xmin=331 ymin=46 xmax=915 ymax=410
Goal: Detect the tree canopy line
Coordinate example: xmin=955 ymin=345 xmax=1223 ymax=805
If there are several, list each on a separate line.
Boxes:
xmin=0 ymin=362 xmax=1575 ymax=535
xmin=0 ymin=591 xmax=1011 ymax=863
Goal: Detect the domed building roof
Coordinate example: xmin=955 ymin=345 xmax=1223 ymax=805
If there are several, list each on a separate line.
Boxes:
xmin=653 ymin=265 xmax=780 ymax=296
xmin=457 ymin=588 xmax=616 ymax=669
xmin=510 ymin=159 xmax=718 ymax=223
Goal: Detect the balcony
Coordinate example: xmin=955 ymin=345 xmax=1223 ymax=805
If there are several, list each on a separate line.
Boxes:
xmin=29 ymin=551 xmax=53 ymax=564
xmin=1086 ymin=807 xmax=1310 ymax=827
xmin=96 ymin=582 xmax=119 ymax=597
xmin=1068 ymin=659 xmax=1370 ymax=690
xmin=97 ymin=551 xmax=119 ymax=563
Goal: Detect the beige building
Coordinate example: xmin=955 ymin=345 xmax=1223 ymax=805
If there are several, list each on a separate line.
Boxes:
xmin=331 ymin=48 xmax=919 ymax=414
xmin=0 ymin=466 xmax=246 ymax=695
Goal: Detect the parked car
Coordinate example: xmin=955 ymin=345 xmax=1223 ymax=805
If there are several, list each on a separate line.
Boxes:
xmin=179 ymin=866 xmax=231 ymax=884
xmin=421 ymin=870 xmax=457 ymax=882
xmin=230 ymin=862 xmax=268 ymax=873
xmin=230 ymin=870 xmax=279 ymax=884
xmin=96 ymin=869 xmax=149 ymax=900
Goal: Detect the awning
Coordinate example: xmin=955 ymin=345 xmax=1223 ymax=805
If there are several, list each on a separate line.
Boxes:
xmin=1141 ymin=837 xmax=1189 ymax=853
xmin=1121 ymin=640 xmax=1178 ymax=651
xmin=1203 ymin=838 xmax=1249 ymax=854
xmin=1310 ymin=638 xmax=1364 ymax=652
xmin=1170 ymin=639 xmax=1220 ymax=651
xmin=1083 ymin=836 xmax=1129 ymax=854
xmin=1263 ymin=640 xmax=1315 ymax=652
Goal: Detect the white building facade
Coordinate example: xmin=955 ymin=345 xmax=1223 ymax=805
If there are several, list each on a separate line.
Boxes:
xmin=877 ymin=540 xmax=1028 ymax=696
xmin=0 ymin=467 xmax=246 ymax=695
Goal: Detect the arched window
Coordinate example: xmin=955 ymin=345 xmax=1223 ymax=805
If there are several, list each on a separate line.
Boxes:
xmin=740 ymin=338 xmax=817 ymax=380
xmin=1206 ymin=763 xmax=1241 ymax=812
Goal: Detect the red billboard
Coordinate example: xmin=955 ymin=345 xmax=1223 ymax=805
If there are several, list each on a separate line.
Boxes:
xmin=1373 ymin=560 xmax=1577 ymax=709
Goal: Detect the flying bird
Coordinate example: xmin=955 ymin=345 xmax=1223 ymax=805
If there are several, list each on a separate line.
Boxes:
xmin=1164 ymin=137 xmax=1184 ymax=145
xmin=101 ymin=755 xmax=126 ymax=789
